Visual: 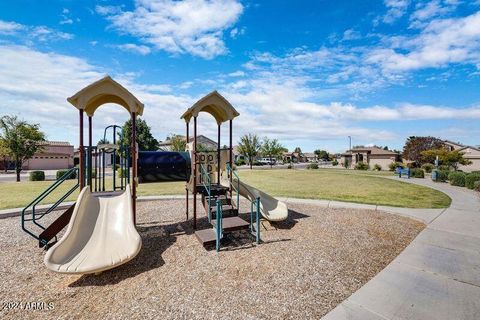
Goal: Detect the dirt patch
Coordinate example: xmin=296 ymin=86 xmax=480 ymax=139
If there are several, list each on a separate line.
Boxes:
xmin=0 ymin=200 xmax=424 ymax=319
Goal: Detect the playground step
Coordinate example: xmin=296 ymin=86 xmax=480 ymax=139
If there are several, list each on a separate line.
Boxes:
xmin=196 ymin=184 xmax=229 ymax=197
xmin=203 ymin=195 xmax=232 ymax=206
xmin=194 ymin=228 xmax=217 ymax=247
xmin=211 ymin=216 xmax=249 ymax=232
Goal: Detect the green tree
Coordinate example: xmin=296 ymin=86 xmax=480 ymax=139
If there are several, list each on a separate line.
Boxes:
xmin=261 ymin=137 xmax=285 ymax=168
xmin=421 ymin=149 xmax=472 ymax=171
xmin=119 ymin=118 xmax=159 ymax=151
xmin=403 ymin=136 xmax=444 ymax=165
xmin=0 ymin=138 xmax=12 ymax=173
xmin=0 ymin=115 xmax=45 ymax=181
xmin=166 ymin=134 xmax=187 ymax=152
xmin=314 ymin=149 xmax=330 ymax=161
xmin=294 ymin=147 xmax=302 ymax=154
xmin=97 ymin=138 xmax=110 ymax=146
xmin=237 ymin=133 xmax=261 ymax=169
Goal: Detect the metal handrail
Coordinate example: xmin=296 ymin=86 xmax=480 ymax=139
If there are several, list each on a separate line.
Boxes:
xmin=199 ymin=164 xmax=212 ymax=222
xmin=21 ymin=167 xmax=79 ymax=241
xmin=215 ymin=199 xmax=223 ymax=252
xmin=226 ymin=163 xmax=260 ymax=244
xmin=226 ymin=163 xmax=240 ymax=210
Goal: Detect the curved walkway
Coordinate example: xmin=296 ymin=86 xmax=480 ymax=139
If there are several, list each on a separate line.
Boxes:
xmin=323 ymin=178 xmax=480 ymax=320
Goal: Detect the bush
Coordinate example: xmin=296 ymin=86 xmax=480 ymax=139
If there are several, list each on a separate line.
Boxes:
xmin=474 ymin=181 xmax=480 ymax=192
xmin=389 ymin=162 xmax=403 ymax=171
xmin=421 ymin=163 xmax=434 ymax=173
xmin=448 ymin=172 xmax=466 ymax=187
xmin=465 ymin=172 xmax=480 ymax=189
xmin=435 ymin=169 xmax=449 ymax=182
xmin=56 ymin=169 xmax=77 ymax=180
xmin=373 ymin=164 xmax=382 ymax=171
xmin=411 ymin=168 xmax=425 ymax=178
xmin=235 ymin=159 xmax=246 ymax=166
xmin=332 ymin=160 xmax=338 ymax=166
xmin=114 ymin=164 xmax=120 ymax=170
xmin=252 ymin=161 xmax=264 ymax=166
xmin=306 ymin=163 xmax=319 ymax=169
xmin=29 ymin=171 xmax=45 ymax=181
xmin=287 ymin=164 xmax=292 ymax=169
xmin=354 ymin=162 xmax=369 ymax=170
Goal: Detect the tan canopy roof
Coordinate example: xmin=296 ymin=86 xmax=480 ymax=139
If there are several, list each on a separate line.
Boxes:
xmin=67 ymin=76 xmax=144 ymax=117
xmin=181 ymin=91 xmax=239 ymax=124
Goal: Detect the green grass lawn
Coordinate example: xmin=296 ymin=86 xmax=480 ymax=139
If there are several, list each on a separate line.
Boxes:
xmin=237 ymin=169 xmax=450 ymax=208
xmin=0 ymin=169 xmax=450 ymax=210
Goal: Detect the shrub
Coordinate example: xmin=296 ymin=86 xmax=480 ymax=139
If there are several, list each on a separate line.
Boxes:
xmin=438 ymin=165 xmax=450 ymax=171
xmin=235 ymin=159 xmax=246 ymax=166
xmin=465 ymin=172 xmax=480 ymax=189
xmin=411 ymin=168 xmax=425 ymax=178
xmin=56 ymin=169 xmax=77 ymax=180
xmin=389 ymin=162 xmax=403 ymax=171
xmin=354 ymin=162 xmax=369 ymax=170
xmin=343 ymin=160 xmax=350 ymax=168
xmin=474 ymin=181 xmax=480 ymax=192
xmin=114 ymin=164 xmax=120 ymax=170
xmin=435 ymin=169 xmax=449 ymax=182
xmin=306 ymin=163 xmax=319 ymax=169
xmin=373 ymin=164 xmax=382 ymax=171
xmin=421 ymin=163 xmax=434 ymax=173
xmin=29 ymin=171 xmax=45 ymax=181
xmin=252 ymin=161 xmax=264 ymax=166
xmin=287 ymin=164 xmax=292 ymax=169
xmin=448 ymin=172 xmax=466 ymax=187
xmin=332 ymin=160 xmax=338 ymax=166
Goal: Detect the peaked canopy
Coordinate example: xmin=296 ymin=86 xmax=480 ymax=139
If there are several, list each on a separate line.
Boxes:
xmin=181 ymin=91 xmax=239 ymax=124
xmin=67 ymin=76 xmax=144 ymax=117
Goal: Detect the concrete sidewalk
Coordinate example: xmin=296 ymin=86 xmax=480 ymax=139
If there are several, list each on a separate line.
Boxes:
xmin=323 ymin=178 xmax=480 ymax=320
xmin=0 ymin=194 xmax=444 ymax=223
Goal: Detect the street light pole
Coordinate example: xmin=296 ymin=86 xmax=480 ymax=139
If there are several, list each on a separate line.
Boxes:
xmin=348 ymin=136 xmax=352 ymax=169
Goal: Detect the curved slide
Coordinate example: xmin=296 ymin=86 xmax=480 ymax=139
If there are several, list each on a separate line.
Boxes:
xmin=228 ymin=178 xmax=289 ymax=222
xmin=44 ymin=186 xmax=142 ymax=274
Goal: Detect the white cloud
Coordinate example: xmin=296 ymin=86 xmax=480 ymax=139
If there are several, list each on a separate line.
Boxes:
xmin=228 ymin=70 xmax=245 ymax=77
xmin=0 ymin=19 xmax=73 ymax=42
xmin=342 ymin=29 xmax=361 ymax=41
xmin=230 ymin=27 xmax=245 ymax=39
xmin=409 ymin=0 xmax=459 ymax=28
xmin=97 ymin=0 xmax=244 ymax=59
xmin=383 ymin=0 xmax=410 ymax=24
xmin=368 ymin=11 xmax=480 ymax=71
xmin=0 ymin=20 xmax=25 ymax=35
xmin=115 ymin=43 xmax=152 ymax=55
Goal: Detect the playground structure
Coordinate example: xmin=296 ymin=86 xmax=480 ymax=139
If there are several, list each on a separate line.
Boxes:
xmin=21 ymin=76 xmax=288 ymax=274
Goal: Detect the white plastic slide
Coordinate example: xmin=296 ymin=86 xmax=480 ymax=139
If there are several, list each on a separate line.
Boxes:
xmin=229 ymin=178 xmax=288 ymax=222
xmin=44 ymin=186 xmax=142 ymax=274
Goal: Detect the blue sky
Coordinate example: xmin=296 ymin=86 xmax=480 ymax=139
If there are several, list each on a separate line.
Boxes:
xmin=0 ymin=0 xmax=479 ymax=152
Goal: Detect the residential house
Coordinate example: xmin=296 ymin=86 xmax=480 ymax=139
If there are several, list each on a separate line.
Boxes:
xmin=443 ymin=140 xmax=480 ymax=172
xmin=282 ymin=151 xmax=305 ymax=163
xmin=23 ymin=141 xmax=74 ymax=170
xmin=341 ymin=147 xmax=400 ymax=170
xmin=303 ymin=152 xmax=318 ymax=162
xmin=158 ymin=135 xmax=218 ymax=151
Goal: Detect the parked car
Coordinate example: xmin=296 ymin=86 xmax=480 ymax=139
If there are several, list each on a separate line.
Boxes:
xmin=258 ymin=157 xmax=277 ymax=165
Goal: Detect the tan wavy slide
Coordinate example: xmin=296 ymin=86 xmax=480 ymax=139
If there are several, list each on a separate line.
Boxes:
xmin=225 ymin=177 xmax=288 ymax=222
xmin=44 ymin=186 xmax=142 ymax=274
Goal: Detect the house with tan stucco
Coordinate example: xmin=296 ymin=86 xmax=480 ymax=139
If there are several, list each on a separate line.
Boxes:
xmin=23 ymin=141 xmax=74 ymax=170
xmin=340 ymin=147 xmax=400 ymax=170
xmin=443 ymin=140 xmax=480 ymax=172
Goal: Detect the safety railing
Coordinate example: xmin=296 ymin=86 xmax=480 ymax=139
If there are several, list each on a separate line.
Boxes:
xmin=226 ymin=163 xmax=240 ymax=210
xmin=21 ymin=167 xmax=79 ymax=242
xmin=215 ymin=199 xmax=223 ymax=252
xmin=199 ymin=163 xmax=212 ymax=222
xmin=226 ymin=163 xmax=260 ymax=244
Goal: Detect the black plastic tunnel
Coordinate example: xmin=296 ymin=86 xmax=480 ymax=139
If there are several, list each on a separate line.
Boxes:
xmin=137 ymin=151 xmax=191 ymax=183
